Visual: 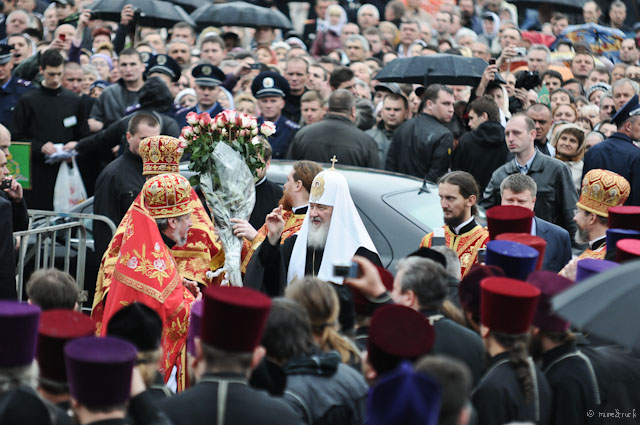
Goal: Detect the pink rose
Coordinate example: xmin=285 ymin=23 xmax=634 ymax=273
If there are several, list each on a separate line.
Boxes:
xmin=186 ymin=111 xmax=199 ymax=126
xmin=199 ymin=112 xmax=212 ymax=128
xmin=260 ymin=121 xmax=276 ymax=137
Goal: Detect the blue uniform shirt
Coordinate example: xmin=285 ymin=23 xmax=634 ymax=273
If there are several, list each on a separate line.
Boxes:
xmin=0 ymin=77 xmax=32 ymax=131
xmin=259 ymin=115 xmax=300 ymax=159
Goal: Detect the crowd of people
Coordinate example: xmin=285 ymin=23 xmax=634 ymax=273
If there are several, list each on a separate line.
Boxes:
xmin=2 ymin=0 xmax=640 ymax=424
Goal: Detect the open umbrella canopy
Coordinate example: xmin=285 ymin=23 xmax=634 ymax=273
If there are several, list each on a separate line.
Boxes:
xmin=190 ymin=2 xmax=292 ymax=30
xmin=507 ymin=0 xmax=585 ymax=13
xmin=553 ymin=260 xmax=640 ymax=353
xmin=166 ymin=0 xmax=208 ymax=14
xmin=90 ymin=0 xmax=195 ymax=28
xmin=374 ymin=54 xmax=488 ymax=86
xmin=555 ymin=23 xmax=626 ymax=62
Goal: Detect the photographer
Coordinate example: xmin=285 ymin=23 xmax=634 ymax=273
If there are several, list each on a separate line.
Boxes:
xmin=0 ymin=127 xmax=28 ymax=232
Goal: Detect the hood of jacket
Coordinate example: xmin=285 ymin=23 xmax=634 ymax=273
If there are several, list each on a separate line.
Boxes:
xmin=283 ymin=351 xmax=340 ymax=377
xmin=468 ymin=120 xmax=505 ymax=148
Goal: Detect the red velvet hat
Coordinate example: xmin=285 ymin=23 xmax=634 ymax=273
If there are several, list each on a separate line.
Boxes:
xmin=527 ymin=271 xmax=574 ymax=332
xmin=37 ymin=310 xmax=96 ymax=384
xmin=367 ymin=304 xmax=435 ymax=376
xmin=496 ymin=233 xmax=547 ymax=270
xmin=458 ymin=264 xmax=505 ymax=320
xmin=608 ymin=206 xmax=640 ymax=231
xmin=616 ymin=239 xmax=640 ymax=263
xmin=485 ymin=205 xmax=534 ymax=240
xmin=201 ymin=286 xmax=271 ymax=352
xmin=480 ymin=277 xmax=540 ymax=334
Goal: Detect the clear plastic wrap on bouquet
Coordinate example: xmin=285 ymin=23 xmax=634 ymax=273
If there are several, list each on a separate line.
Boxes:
xmin=200 ymin=142 xmax=255 ymax=287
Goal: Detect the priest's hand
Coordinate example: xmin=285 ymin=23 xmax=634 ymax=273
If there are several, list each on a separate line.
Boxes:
xmin=266 ymin=205 xmax=285 ymax=246
xmin=230 ymin=218 xmax=258 ymax=241
xmin=559 ymin=257 xmax=579 ymax=281
xmin=344 ymin=256 xmax=388 ymax=299
xmin=183 ymin=278 xmax=201 ymax=299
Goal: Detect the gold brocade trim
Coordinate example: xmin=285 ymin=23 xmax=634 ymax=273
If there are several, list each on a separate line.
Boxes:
xmin=577 ymin=245 xmax=607 ymax=260
xmin=421 ymin=225 xmax=489 ymax=277
xmin=170 ymin=249 xmax=211 ymax=258
xmin=113 ymin=269 xmax=180 ymax=304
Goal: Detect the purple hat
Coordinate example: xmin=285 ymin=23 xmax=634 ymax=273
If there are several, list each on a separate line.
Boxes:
xmin=606 ymin=228 xmax=640 ymax=256
xmin=575 ymin=258 xmax=619 ymax=283
xmin=0 ymin=301 xmax=41 ymax=368
xmin=527 ymin=271 xmax=574 ymax=332
xmin=485 ymin=240 xmax=539 ymax=281
xmin=187 ymin=300 xmax=203 ymax=357
xmin=64 ymin=336 xmax=137 ymax=409
xmin=367 ymin=362 xmax=441 ymax=425
xmin=458 ymin=264 xmax=505 ymax=320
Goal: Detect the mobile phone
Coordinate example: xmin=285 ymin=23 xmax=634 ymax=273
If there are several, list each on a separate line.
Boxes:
xmin=489 ymin=58 xmax=496 ymax=65
xmin=59 ymin=33 xmax=66 ymax=41
xmin=477 ymin=248 xmax=487 ymax=264
xmin=431 ymin=227 xmax=446 ymax=247
xmin=249 ymin=63 xmax=262 ymax=70
xmin=0 ymin=179 xmax=11 ymax=190
xmin=333 ymin=261 xmax=360 ymax=278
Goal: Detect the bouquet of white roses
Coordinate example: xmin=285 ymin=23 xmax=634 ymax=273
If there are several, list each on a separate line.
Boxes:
xmin=180 ymin=110 xmax=276 ymax=286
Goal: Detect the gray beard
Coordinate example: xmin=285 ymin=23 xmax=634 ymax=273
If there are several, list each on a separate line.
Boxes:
xmin=574 ymin=226 xmax=590 ymax=245
xmin=172 ymin=228 xmax=188 ymax=247
xmin=307 ymin=222 xmax=329 ymax=250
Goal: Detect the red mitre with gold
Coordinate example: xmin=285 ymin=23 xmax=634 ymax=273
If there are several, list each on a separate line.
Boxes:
xmin=577 ymin=169 xmax=630 ymax=218
xmin=101 ymin=175 xmax=196 ymax=391
xmin=140 ymin=135 xmax=184 ymax=176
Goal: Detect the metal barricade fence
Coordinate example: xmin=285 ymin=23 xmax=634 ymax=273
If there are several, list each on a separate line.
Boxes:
xmin=14 ymin=208 xmax=116 ymax=309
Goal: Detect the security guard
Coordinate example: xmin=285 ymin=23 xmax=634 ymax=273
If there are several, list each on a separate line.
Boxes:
xmin=176 ymin=63 xmax=225 ymax=128
xmin=251 ymin=71 xmax=300 ymax=159
xmin=146 ymin=53 xmax=181 ymax=86
xmin=0 ymin=43 xmax=31 ymax=131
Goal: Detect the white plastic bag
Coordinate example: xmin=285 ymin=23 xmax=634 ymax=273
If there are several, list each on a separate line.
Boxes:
xmin=53 ymin=158 xmax=87 ymax=212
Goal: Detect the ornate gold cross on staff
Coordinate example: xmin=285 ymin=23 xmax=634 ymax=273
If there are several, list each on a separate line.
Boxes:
xmin=329 ymin=155 xmax=338 ymax=170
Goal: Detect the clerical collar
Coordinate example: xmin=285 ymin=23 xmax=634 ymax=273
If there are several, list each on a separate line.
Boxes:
xmin=292 ymin=204 xmax=308 ymax=214
xmin=161 ymin=231 xmax=176 ymax=249
xmin=255 ymin=176 xmax=267 ymax=187
xmin=451 ymin=216 xmax=475 ymax=235
xmin=589 ymin=236 xmax=606 ymax=250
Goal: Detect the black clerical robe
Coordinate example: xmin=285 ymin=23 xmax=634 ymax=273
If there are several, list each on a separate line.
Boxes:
xmin=249 ymin=178 xmax=283 ymax=230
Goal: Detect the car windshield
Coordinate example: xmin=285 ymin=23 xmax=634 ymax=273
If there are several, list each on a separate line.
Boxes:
xmin=383 ymin=189 xmax=444 ymax=232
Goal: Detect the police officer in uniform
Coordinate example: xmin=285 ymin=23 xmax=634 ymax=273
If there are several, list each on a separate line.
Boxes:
xmin=0 ymin=44 xmax=31 ymax=131
xmin=251 ymin=72 xmax=300 ymax=159
xmin=176 ymin=63 xmax=225 ymax=128
xmin=146 ymin=54 xmax=181 ymax=90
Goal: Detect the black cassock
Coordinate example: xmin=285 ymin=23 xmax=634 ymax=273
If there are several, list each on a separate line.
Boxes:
xmin=472 ymin=351 xmax=552 ymax=425
xmin=542 ymin=341 xmax=602 ymax=425
xmin=244 ymin=233 xmax=381 ymax=331
xmin=93 ymin=149 xmax=145 ymax=260
xmin=249 ymin=178 xmax=283 ymax=230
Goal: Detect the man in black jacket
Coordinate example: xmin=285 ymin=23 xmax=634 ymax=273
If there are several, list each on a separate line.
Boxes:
xmin=385 ymin=84 xmax=454 ymax=181
xmin=287 ymin=89 xmax=379 ymax=168
xmin=92 ymin=113 xmax=160 ymax=261
xmin=480 ymin=114 xmax=578 ymax=239
xmin=161 ymin=286 xmax=302 ymax=425
xmin=453 ymin=96 xmax=508 ymax=193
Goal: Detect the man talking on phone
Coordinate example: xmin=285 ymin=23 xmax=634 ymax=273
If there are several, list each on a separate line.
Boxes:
xmin=419 ymin=171 xmax=489 ymax=278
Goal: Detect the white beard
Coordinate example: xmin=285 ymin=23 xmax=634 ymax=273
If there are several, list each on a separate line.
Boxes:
xmin=172 ymin=228 xmax=188 ymax=247
xmin=307 ymin=221 xmax=329 ymax=250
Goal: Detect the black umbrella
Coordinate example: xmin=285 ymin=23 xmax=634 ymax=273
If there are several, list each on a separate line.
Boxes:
xmin=374 ymin=54 xmax=488 ymax=86
xmin=190 ymin=2 xmax=292 ymax=30
xmin=508 ymin=0 xmax=584 ymax=13
xmin=552 ymin=260 xmax=640 ymax=352
xmin=166 ymin=0 xmax=208 ymax=14
xmin=89 ymin=0 xmax=196 ymax=29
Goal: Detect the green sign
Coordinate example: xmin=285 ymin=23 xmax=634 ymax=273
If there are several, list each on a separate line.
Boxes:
xmin=7 ymin=142 xmax=31 ymax=190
